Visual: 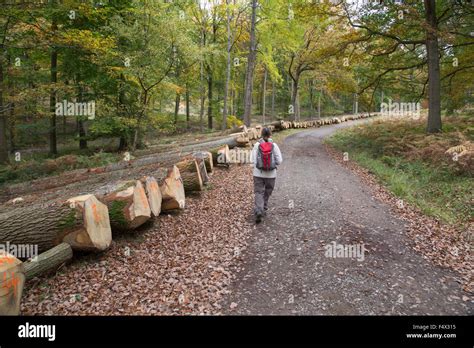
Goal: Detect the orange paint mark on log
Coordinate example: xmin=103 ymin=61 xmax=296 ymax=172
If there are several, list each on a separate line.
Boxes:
xmin=91 ymin=203 xmax=100 ymax=224
xmin=1 ymin=271 xmax=20 ymax=299
xmin=0 ymin=257 xmax=15 ymax=266
xmin=140 ymin=188 xmax=148 ymax=206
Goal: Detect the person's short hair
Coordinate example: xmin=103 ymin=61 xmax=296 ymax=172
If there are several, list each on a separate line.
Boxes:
xmin=262 ymin=127 xmax=272 ymax=138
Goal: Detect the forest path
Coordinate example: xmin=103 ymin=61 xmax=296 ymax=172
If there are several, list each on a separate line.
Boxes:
xmin=223 ymin=120 xmax=472 ymax=315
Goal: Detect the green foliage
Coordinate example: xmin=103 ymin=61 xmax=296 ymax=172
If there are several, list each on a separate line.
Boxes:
xmin=326 ymin=115 xmax=473 ymax=225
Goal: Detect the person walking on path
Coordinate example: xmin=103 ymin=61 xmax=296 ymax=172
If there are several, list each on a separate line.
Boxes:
xmin=251 ymin=127 xmax=283 ymax=223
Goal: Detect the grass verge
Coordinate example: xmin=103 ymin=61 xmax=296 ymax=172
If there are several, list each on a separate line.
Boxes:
xmin=325 ymin=115 xmax=473 ymax=226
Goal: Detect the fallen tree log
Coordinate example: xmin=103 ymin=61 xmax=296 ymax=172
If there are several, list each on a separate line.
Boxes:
xmin=159 ymin=166 xmax=185 ymax=211
xmin=192 ymin=156 xmax=209 ymax=185
xmin=23 ymin=243 xmax=73 ymax=280
xmin=192 ymin=151 xmax=213 ymax=174
xmin=0 ymin=195 xmax=111 ymax=253
xmin=176 ymin=159 xmax=204 ymax=192
xmin=210 ymin=145 xmax=230 ymax=166
xmin=0 ymin=253 xmax=25 ymax=315
xmin=235 ymin=133 xmax=250 ymax=147
xmin=142 ymin=176 xmax=162 ymax=217
xmin=0 ymin=135 xmax=242 ymax=203
xmin=101 ymin=180 xmax=151 ymax=231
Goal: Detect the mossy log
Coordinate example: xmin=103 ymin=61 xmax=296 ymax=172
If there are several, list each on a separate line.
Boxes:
xmin=101 ymin=180 xmax=151 ymax=231
xmin=0 ymin=195 xmax=112 ymax=253
xmin=23 ymin=243 xmax=73 ymax=280
xmin=192 ymin=151 xmax=213 ymax=174
xmin=175 ymin=159 xmax=204 ymax=192
xmin=210 ymin=145 xmax=230 ymax=166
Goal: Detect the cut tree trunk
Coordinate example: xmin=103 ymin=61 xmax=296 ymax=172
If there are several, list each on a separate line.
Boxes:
xmin=141 ymin=176 xmax=162 ymax=218
xmin=175 ymin=159 xmax=204 ymax=192
xmin=192 ymin=151 xmax=213 ymax=174
xmin=23 ymin=243 xmax=73 ymax=280
xmin=0 ymin=253 xmax=25 ymax=315
xmin=210 ymin=145 xmax=230 ymax=166
xmin=159 ymin=165 xmax=185 ymax=211
xmin=101 ymin=180 xmax=151 ymax=231
xmin=0 ymin=195 xmax=111 ymax=253
xmin=191 ymin=155 xmax=209 ymax=184
xmin=236 ymin=133 xmax=250 ymax=147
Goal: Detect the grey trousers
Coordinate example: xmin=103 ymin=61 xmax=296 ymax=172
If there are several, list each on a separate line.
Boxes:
xmin=253 ymin=176 xmax=276 ymax=215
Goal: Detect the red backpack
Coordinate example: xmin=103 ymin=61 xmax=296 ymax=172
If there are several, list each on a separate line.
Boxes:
xmin=256 ymin=140 xmax=276 ymax=171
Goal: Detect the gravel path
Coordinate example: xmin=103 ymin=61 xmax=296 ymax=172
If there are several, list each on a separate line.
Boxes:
xmin=223 ymin=121 xmax=473 ymax=315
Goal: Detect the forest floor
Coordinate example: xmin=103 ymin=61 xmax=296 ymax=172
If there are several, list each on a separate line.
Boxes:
xmin=20 ymin=119 xmax=472 ymax=315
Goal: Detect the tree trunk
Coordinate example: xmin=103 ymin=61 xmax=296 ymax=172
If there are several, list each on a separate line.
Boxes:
xmin=100 ymin=180 xmax=151 ymax=231
xmin=118 ymin=136 xmax=128 ymax=151
xmin=0 ymin=52 xmax=8 ymax=164
xmin=291 ymin=77 xmax=300 ymax=121
xmin=222 ymin=0 xmax=232 ymax=130
xmin=185 ymin=85 xmax=190 ymax=130
xmin=207 ymin=69 xmax=213 ymax=130
xmin=8 ymin=102 xmax=14 ymax=154
xmin=243 ymin=0 xmax=258 ymax=127
xmin=424 ymin=0 xmax=442 ymax=133
xmin=133 ymin=92 xmax=148 ymax=150
xmin=78 ymin=118 xmax=87 ymax=150
xmin=23 ymin=243 xmax=73 ymax=280
xmin=192 ymin=156 xmax=209 ymax=184
xmin=77 ymin=81 xmax=87 ymax=150
xmin=318 ymin=88 xmax=321 ymax=119
xmin=175 ymin=159 xmax=203 ymax=193
xmin=49 ymin=22 xmax=58 ymax=156
xmin=0 ymin=195 xmax=112 ymax=253
xmin=271 ymin=79 xmax=275 ymax=120
xmin=174 ymin=92 xmax=181 ymax=125
xmin=309 ymin=80 xmax=314 ymax=120
xmin=0 ymin=253 xmax=24 ymax=315
xmin=192 ymin=151 xmax=213 ymax=174
xmin=159 ymin=165 xmax=185 ymax=211
xmin=262 ymin=66 xmax=267 ymax=124
xmin=141 ymin=176 xmax=161 ymax=217
xmin=210 ymin=144 xmax=230 ymax=166
xmin=199 ymin=31 xmax=206 ymax=133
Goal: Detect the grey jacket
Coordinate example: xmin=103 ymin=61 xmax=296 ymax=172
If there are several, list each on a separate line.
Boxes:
xmin=251 ymin=139 xmax=283 ymax=178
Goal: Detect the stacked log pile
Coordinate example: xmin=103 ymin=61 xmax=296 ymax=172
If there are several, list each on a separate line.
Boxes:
xmin=0 ymin=112 xmax=378 ymax=315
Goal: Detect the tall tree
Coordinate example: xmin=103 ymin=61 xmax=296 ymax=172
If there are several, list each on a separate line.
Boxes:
xmin=243 ymin=0 xmax=258 ymax=126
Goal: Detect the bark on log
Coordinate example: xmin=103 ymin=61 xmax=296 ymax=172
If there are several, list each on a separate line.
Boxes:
xmin=23 ymin=243 xmax=73 ymax=280
xmin=175 ymin=159 xmax=204 ymax=192
xmin=159 ymin=165 xmax=185 ymax=211
xmin=192 ymin=151 xmax=213 ymax=174
xmin=192 ymin=157 xmax=209 ymax=185
xmin=101 ymin=180 xmax=151 ymax=231
xmin=210 ymin=145 xmax=230 ymax=166
xmin=0 ymin=135 xmax=241 ymax=203
xmin=0 ymin=253 xmax=24 ymax=315
xmin=0 ymin=195 xmax=111 ymax=253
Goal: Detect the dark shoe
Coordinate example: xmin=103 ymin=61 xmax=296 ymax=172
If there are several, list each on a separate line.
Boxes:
xmin=255 ymin=213 xmax=263 ymax=223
